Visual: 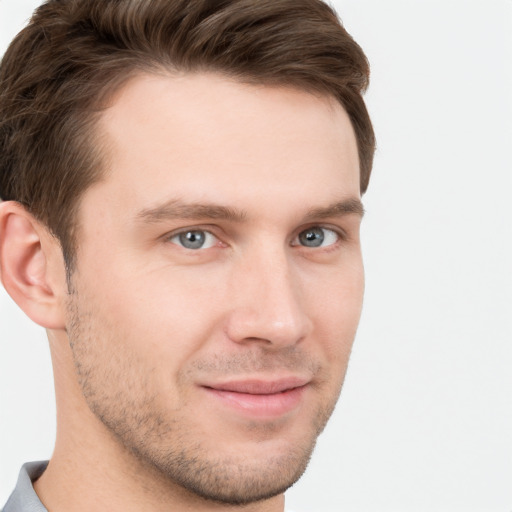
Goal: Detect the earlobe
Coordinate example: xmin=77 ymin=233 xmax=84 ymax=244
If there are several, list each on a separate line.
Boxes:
xmin=0 ymin=201 xmax=67 ymax=330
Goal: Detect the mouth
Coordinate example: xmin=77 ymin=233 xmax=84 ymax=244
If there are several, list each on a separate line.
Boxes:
xmin=200 ymin=377 xmax=310 ymax=418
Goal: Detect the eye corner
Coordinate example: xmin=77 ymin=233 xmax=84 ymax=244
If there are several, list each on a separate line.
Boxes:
xmin=292 ymin=225 xmax=344 ymax=249
xmin=166 ymin=228 xmax=219 ymax=250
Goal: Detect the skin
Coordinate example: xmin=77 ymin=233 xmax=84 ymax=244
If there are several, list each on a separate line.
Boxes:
xmin=0 ymin=73 xmax=363 ymax=512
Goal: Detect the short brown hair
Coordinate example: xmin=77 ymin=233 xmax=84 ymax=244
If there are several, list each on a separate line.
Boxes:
xmin=0 ymin=0 xmax=375 ymax=271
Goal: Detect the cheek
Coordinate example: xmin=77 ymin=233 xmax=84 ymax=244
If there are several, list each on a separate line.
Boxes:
xmin=76 ymin=264 xmax=233 ymax=397
xmin=308 ymin=262 xmax=364 ymax=357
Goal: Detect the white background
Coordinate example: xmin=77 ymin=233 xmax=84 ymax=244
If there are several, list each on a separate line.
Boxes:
xmin=1 ymin=1 xmax=511 ymax=510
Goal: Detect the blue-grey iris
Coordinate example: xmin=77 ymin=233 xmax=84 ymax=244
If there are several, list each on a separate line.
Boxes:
xmin=299 ymin=227 xmax=324 ymax=247
xmin=179 ymin=230 xmax=206 ymax=249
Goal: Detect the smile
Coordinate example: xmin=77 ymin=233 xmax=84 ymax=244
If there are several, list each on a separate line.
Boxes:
xmin=201 ymin=377 xmax=309 ymax=418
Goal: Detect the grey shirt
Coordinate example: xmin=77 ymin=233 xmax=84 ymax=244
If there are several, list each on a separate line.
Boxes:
xmin=2 ymin=462 xmax=48 ymax=512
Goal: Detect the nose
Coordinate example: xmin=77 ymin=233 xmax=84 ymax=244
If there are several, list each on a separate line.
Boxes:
xmin=225 ymin=248 xmax=313 ymax=348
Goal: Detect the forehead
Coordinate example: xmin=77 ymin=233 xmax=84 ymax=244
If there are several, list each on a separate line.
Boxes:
xmin=89 ymin=72 xmax=360 ymax=218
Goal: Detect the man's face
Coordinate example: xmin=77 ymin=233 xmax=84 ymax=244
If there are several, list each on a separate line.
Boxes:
xmin=66 ymin=73 xmax=363 ymax=504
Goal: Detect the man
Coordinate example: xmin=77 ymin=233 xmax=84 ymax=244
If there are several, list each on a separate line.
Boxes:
xmin=0 ymin=0 xmax=375 ymax=511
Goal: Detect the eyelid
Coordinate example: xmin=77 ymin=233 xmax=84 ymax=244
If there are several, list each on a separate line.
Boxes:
xmin=161 ymin=223 xmax=349 ymax=249
xmin=162 ymin=225 xmax=225 ymax=249
xmin=163 ymin=224 xmax=221 ymax=240
xmin=291 ymin=224 xmax=348 ymax=247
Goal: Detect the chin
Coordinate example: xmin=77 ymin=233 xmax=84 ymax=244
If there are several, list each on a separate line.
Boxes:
xmin=150 ymin=439 xmax=316 ymax=506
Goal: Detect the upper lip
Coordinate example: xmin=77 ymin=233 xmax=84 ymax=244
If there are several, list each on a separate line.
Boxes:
xmin=202 ymin=377 xmax=310 ymax=395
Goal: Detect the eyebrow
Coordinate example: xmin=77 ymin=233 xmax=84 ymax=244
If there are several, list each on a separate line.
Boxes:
xmin=136 ymin=199 xmax=248 ymax=223
xmin=304 ymin=197 xmax=365 ymax=220
xmin=136 ymin=197 xmax=364 ymax=224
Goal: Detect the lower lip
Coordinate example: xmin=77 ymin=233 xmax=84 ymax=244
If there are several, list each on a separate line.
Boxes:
xmin=203 ymin=386 xmax=306 ymax=418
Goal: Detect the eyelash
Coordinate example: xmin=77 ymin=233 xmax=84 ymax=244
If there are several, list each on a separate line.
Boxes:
xmin=165 ymin=226 xmax=223 ymax=250
xmin=165 ymin=225 xmax=347 ymax=251
xmin=291 ymin=226 xmax=345 ymax=249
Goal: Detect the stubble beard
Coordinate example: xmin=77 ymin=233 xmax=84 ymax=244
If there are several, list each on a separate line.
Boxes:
xmin=65 ymin=289 xmax=344 ymax=506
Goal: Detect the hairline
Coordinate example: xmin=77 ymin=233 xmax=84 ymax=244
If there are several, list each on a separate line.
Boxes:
xmin=63 ymin=66 xmax=362 ymax=284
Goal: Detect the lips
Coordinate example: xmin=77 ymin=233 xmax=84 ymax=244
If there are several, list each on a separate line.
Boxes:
xmin=201 ymin=377 xmax=309 ymax=418
xmin=205 ymin=377 xmax=308 ymax=394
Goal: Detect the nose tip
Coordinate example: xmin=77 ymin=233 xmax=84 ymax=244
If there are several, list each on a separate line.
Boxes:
xmin=225 ymin=263 xmax=312 ymax=348
xmin=226 ymin=311 xmax=311 ymax=348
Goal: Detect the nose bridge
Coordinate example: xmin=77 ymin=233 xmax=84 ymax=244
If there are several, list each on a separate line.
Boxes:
xmin=226 ymin=242 xmax=312 ymax=347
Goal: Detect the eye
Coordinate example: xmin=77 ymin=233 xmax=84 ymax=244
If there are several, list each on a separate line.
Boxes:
xmin=294 ymin=227 xmax=340 ymax=248
xmin=169 ymin=229 xmax=218 ymax=250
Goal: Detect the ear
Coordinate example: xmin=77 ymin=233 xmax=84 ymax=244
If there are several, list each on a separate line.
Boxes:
xmin=0 ymin=201 xmax=67 ymax=329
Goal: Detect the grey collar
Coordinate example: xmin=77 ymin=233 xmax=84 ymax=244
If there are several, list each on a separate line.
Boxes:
xmin=2 ymin=462 xmax=48 ymax=512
